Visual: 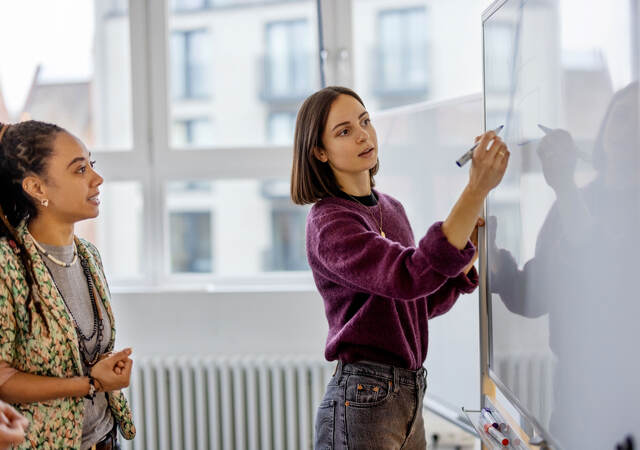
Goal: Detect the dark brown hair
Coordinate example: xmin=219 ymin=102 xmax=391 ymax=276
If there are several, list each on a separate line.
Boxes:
xmin=290 ymin=86 xmax=378 ymax=205
xmin=0 ymin=120 xmax=64 ymax=333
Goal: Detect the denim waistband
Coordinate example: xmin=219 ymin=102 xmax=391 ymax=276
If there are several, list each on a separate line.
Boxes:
xmin=335 ymin=360 xmax=427 ymax=389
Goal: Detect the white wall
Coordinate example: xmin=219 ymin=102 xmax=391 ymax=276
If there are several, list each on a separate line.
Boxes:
xmin=110 ymin=289 xmax=327 ymax=357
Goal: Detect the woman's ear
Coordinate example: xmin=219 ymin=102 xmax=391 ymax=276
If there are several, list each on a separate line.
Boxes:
xmin=22 ymin=175 xmax=47 ymax=205
xmin=313 ymin=146 xmax=329 ymax=163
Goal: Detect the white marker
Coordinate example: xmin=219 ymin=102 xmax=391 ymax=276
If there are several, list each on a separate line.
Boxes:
xmin=456 ymin=125 xmax=504 ymax=167
xmin=484 ymin=423 xmax=510 ymax=446
xmin=481 ymin=408 xmax=500 ymax=429
xmin=489 ymin=408 xmax=521 ymax=445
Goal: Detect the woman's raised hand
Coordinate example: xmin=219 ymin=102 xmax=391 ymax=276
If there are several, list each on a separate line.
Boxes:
xmin=468 ymin=130 xmax=510 ymax=196
xmin=90 ymin=348 xmax=133 ymax=392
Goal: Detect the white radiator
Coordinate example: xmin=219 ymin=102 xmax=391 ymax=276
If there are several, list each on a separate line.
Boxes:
xmin=119 ymin=356 xmax=334 ymax=450
xmin=494 ymin=353 xmax=555 ymax=428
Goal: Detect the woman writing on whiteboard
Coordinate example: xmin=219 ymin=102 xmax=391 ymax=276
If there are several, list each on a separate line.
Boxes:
xmin=290 ymin=86 xmax=510 ymax=449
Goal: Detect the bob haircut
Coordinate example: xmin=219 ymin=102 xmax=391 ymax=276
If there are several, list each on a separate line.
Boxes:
xmin=290 ymin=86 xmax=379 ymax=205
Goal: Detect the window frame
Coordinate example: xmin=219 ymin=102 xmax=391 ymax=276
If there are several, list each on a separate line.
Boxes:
xmin=92 ymin=0 xmax=338 ymax=290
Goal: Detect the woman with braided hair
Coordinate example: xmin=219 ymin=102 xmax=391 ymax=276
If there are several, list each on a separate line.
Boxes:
xmin=0 ymin=121 xmax=136 ymax=449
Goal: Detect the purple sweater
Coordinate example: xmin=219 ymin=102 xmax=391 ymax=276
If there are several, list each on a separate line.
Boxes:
xmin=306 ymin=190 xmax=479 ymax=370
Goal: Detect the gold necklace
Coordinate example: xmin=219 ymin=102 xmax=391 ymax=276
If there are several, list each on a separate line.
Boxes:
xmin=346 ymin=192 xmax=385 ymax=238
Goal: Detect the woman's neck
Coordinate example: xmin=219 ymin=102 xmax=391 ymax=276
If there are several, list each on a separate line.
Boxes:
xmin=335 ymin=171 xmax=372 ymax=197
xmin=28 ymin=214 xmax=75 ymax=246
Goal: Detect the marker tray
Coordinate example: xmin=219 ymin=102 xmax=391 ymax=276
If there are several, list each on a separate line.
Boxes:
xmin=461 ymin=407 xmax=529 ymax=449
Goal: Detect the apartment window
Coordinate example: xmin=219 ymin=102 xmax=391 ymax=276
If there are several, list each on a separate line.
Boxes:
xmin=170 ymin=0 xmax=209 ymax=11
xmin=376 ymin=8 xmax=429 ymax=97
xmin=165 ymin=180 xmax=309 ymax=276
xmin=167 ymin=3 xmax=318 ymax=148
xmin=173 ymin=118 xmax=214 ymax=147
xmin=262 ymin=180 xmax=309 ymax=271
xmin=267 ymin=205 xmax=309 ymax=271
xmin=171 ymin=29 xmax=211 ymax=99
xmin=106 ymin=0 xmax=128 ymax=15
xmin=264 ymin=19 xmax=312 ymax=100
xmin=170 ymin=211 xmax=214 ymax=273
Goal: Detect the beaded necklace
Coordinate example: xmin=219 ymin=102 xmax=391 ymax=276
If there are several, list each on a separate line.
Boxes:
xmin=31 ymin=233 xmax=105 ymax=367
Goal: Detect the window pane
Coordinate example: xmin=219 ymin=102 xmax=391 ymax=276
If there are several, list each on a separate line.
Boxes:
xmin=352 ymin=0 xmax=488 ymax=109
xmin=76 ymin=181 xmax=144 ymax=279
xmin=172 ymin=117 xmax=214 ymax=146
xmin=167 ymin=1 xmax=319 ymax=148
xmin=0 ymin=0 xmax=134 ymax=150
xmin=267 ymin=111 xmax=296 ymax=145
xmin=170 ymin=211 xmax=213 ymax=273
xmin=166 ymin=179 xmax=309 ymax=275
xmin=170 ymin=0 xmax=208 ymax=11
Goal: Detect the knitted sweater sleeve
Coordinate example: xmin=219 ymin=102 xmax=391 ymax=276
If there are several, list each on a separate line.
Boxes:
xmin=308 ymin=209 xmax=477 ymax=301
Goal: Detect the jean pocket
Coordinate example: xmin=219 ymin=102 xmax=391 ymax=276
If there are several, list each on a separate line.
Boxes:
xmin=345 ymin=374 xmax=392 ymax=408
xmin=315 ymin=399 xmax=335 ymax=450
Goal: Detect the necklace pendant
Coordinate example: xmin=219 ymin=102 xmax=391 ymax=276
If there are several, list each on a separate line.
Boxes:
xmin=381 ymin=230 xmax=386 ymax=238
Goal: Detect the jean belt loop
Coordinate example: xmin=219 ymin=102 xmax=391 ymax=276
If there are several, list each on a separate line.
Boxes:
xmin=392 ymin=366 xmax=400 ymax=393
xmin=334 ymin=360 xmax=344 ymax=380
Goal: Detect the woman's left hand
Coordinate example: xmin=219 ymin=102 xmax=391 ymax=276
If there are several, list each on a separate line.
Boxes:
xmin=0 ymin=400 xmax=28 ymax=450
xmin=99 ymin=353 xmax=127 ymax=376
xmin=463 ymin=217 xmax=484 ymax=275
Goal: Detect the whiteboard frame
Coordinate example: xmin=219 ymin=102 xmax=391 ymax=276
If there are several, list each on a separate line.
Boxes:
xmin=480 ymin=0 xmax=562 ymax=448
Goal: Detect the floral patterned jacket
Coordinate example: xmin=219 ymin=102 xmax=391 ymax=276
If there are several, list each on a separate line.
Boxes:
xmin=0 ymin=222 xmax=135 ymax=449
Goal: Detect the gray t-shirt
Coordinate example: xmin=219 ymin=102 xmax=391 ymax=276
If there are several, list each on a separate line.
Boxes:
xmin=39 ymin=242 xmax=114 ymax=450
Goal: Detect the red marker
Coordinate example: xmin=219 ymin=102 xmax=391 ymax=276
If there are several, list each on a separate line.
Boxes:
xmin=484 ymin=423 xmax=509 ymax=446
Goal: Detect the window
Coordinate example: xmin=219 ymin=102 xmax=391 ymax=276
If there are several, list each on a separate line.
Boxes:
xmin=165 ymin=180 xmax=308 ymax=276
xmin=262 ymin=180 xmax=309 ymax=271
xmin=170 ymin=211 xmax=214 ymax=273
xmin=173 ymin=118 xmax=215 ymax=146
xmin=2 ymin=0 xmax=490 ymax=287
xmin=171 ymin=0 xmax=209 ymax=11
xmin=167 ymin=1 xmax=319 ymax=148
xmin=263 ymin=19 xmax=313 ymax=101
xmin=170 ymin=29 xmax=211 ymax=99
xmin=76 ymin=182 xmax=144 ymax=280
xmin=106 ymin=0 xmax=128 ymax=15
xmin=376 ymin=8 xmax=429 ymax=97
xmin=0 ymin=1 xmax=134 ymax=150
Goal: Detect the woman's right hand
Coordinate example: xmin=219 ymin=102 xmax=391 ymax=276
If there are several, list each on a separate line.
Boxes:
xmin=468 ymin=130 xmax=510 ymax=196
xmin=89 ymin=348 xmax=133 ymax=392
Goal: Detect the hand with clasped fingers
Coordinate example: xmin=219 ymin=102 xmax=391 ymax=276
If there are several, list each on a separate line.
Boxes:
xmin=90 ymin=348 xmax=134 ymax=392
xmin=0 ymin=400 xmax=28 ymax=450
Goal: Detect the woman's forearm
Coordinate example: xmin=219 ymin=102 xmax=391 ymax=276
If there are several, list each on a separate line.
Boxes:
xmin=0 ymin=372 xmax=90 ymax=404
xmin=442 ymin=184 xmax=486 ymax=249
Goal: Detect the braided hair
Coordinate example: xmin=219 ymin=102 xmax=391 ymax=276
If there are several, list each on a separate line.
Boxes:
xmin=0 ymin=120 xmax=64 ymax=333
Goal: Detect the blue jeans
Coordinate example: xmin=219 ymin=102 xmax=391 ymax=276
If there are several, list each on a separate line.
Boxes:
xmin=315 ymin=360 xmax=428 ymax=450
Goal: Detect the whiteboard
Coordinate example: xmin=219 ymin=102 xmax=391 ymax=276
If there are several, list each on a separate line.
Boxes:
xmin=484 ymin=0 xmax=640 ymax=448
